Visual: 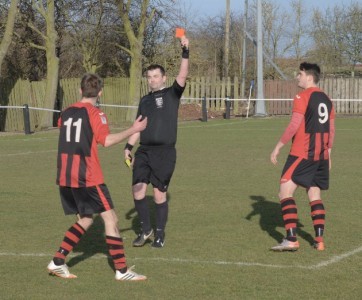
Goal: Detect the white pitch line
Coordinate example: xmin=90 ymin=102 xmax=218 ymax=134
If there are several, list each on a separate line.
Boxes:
xmin=308 ymin=245 xmax=362 ymax=269
xmin=1 ymin=245 xmax=361 ymax=270
xmin=133 ymin=257 xmax=295 ymax=269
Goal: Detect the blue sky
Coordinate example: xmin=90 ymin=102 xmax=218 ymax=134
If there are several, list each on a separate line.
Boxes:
xmin=180 ymin=0 xmax=360 ymax=17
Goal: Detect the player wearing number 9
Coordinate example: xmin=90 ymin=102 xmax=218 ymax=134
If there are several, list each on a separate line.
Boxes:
xmin=269 ymin=62 xmax=335 ymax=252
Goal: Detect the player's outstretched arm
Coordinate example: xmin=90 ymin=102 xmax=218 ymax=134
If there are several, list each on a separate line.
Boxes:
xmin=104 ymin=116 xmax=147 ymax=147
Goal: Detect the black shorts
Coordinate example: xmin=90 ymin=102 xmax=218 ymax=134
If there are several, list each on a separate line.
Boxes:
xmin=132 ymin=145 xmax=176 ymax=192
xmin=59 ymin=184 xmax=114 ymax=215
xmin=281 ymin=155 xmax=329 ymax=190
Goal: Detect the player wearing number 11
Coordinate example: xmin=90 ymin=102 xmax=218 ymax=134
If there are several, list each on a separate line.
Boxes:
xmin=270 ymin=62 xmax=335 ymax=252
xmin=47 ymin=73 xmax=147 ymax=281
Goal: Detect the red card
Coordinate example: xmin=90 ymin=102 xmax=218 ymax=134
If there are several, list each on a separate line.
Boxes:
xmin=175 ymin=27 xmax=185 ymax=38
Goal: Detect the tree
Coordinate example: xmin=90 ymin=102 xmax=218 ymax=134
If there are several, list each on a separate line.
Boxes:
xmin=339 ymin=2 xmax=362 ymax=71
xmin=0 ymin=0 xmax=18 ymax=78
xmin=60 ymin=0 xmax=117 ymax=74
xmin=274 ymin=0 xmax=307 ymax=76
xmin=224 ymin=0 xmax=230 ymax=78
xmin=259 ymin=0 xmax=291 ymax=78
xmin=115 ymin=0 xmax=156 ymax=120
xmin=190 ymin=16 xmax=225 ymax=78
xmin=26 ymin=0 xmax=59 ymax=129
xmin=287 ymin=0 xmax=307 ymax=60
xmin=310 ymin=6 xmax=346 ymax=73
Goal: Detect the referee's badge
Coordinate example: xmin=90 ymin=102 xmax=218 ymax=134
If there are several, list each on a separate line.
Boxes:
xmin=155 ymin=97 xmax=163 ymax=108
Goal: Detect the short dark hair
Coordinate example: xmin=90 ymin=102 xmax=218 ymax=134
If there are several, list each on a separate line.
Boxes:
xmin=299 ymin=62 xmax=321 ymax=83
xmin=145 ymin=64 xmax=166 ymax=76
xmin=80 ymin=73 xmax=103 ymax=98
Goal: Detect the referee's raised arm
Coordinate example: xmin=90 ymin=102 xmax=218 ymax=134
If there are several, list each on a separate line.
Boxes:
xmin=176 ymin=36 xmax=189 ymax=88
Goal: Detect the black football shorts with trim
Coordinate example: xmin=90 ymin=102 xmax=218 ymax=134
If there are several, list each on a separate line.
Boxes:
xmin=132 ymin=145 xmax=176 ymax=192
xmin=59 ymin=184 xmax=114 ymax=215
xmin=281 ymin=155 xmax=329 ymax=190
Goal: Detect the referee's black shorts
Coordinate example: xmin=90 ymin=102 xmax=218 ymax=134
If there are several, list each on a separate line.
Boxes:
xmin=132 ymin=145 xmax=176 ymax=192
xmin=59 ymin=184 xmax=114 ymax=215
xmin=281 ymin=155 xmax=329 ymax=190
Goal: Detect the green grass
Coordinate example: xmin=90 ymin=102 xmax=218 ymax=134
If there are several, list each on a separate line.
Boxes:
xmin=1 ymin=117 xmax=362 ymax=299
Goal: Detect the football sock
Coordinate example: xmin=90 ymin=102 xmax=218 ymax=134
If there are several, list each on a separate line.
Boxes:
xmin=310 ymin=199 xmax=325 ymax=243
xmin=155 ymin=201 xmax=168 ymax=237
xmin=106 ymin=235 xmax=127 ymax=273
xmin=53 ymin=222 xmax=86 ymax=265
xmin=134 ymin=198 xmax=151 ymax=233
xmin=280 ymin=197 xmax=298 ymax=242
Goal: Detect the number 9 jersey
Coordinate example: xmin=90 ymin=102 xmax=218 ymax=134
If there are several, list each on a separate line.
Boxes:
xmin=290 ymin=87 xmax=335 ymax=161
xmin=56 ymin=102 xmax=110 ymax=187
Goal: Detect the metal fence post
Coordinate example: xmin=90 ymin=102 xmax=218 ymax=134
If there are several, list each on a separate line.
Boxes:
xmin=202 ymin=96 xmax=207 ymax=122
xmin=23 ymin=104 xmax=31 ymax=134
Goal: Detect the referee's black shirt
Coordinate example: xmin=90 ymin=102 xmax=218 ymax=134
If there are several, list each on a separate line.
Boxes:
xmin=137 ymin=80 xmax=185 ymax=146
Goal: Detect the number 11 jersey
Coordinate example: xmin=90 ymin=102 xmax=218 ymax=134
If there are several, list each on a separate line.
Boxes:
xmin=56 ymin=102 xmax=110 ymax=187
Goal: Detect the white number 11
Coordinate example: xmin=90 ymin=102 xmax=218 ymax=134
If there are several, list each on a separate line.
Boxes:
xmin=64 ymin=118 xmax=82 ymax=142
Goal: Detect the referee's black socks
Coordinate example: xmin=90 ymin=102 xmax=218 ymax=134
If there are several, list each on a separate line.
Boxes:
xmin=155 ymin=201 xmax=168 ymax=237
xmin=134 ymin=198 xmax=151 ymax=233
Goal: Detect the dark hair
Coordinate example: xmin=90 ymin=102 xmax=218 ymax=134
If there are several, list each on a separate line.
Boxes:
xmin=80 ymin=73 xmax=103 ymax=98
xmin=145 ymin=64 xmax=166 ymax=76
xmin=299 ymin=62 xmax=321 ymax=83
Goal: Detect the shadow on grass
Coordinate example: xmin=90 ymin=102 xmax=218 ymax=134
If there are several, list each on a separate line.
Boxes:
xmin=67 ymin=216 xmax=113 ymax=269
xmin=245 ymin=195 xmax=314 ymax=245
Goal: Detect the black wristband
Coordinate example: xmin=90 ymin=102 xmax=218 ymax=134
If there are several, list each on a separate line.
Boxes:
xmin=124 ymin=143 xmax=133 ymax=151
xmin=182 ymin=47 xmax=189 ymax=59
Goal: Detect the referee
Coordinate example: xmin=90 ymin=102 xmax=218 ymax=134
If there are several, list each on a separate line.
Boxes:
xmin=124 ymin=35 xmax=189 ymax=248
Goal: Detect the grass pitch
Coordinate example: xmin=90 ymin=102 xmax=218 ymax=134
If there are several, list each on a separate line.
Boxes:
xmin=0 ymin=117 xmax=361 ymax=299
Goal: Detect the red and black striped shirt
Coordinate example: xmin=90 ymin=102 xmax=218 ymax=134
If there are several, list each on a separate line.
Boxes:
xmin=290 ymin=87 xmax=335 ymax=161
xmin=56 ymin=102 xmax=109 ymax=187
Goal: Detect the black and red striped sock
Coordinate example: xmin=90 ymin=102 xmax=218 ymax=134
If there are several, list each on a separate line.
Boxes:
xmin=280 ymin=197 xmax=298 ymax=242
xmin=53 ymin=222 xmax=86 ymax=265
xmin=310 ymin=200 xmax=325 ymax=243
xmin=106 ymin=235 xmax=127 ymax=273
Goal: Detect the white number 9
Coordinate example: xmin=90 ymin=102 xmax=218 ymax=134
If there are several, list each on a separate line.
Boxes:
xmin=318 ymin=103 xmax=328 ymax=124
